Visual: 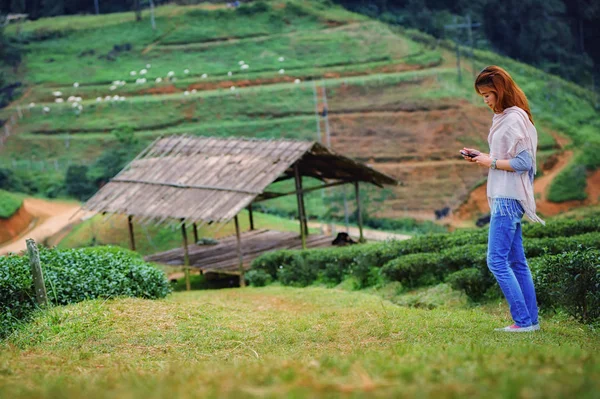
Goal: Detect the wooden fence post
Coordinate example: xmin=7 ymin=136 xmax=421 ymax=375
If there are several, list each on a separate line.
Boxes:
xmin=181 ymin=219 xmax=191 ymax=291
xmin=26 ymin=239 xmax=48 ymax=307
xmin=234 ymin=215 xmax=246 ymax=287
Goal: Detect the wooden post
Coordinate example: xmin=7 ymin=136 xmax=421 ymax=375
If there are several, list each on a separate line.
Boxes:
xmin=26 ymin=239 xmax=48 ymax=307
xmin=193 ymin=222 xmax=198 ymax=244
xmin=248 ymin=204 xmax=255 ymax=231
xmin=234 ymin=215 xmax=246 ymax=287
xmin=354 ymin=182 xmax=365 ymax=243
xmin=127 ymin=215 xmax=136 ymax=251
xmin=181 ymin=219 xmax=191 ymax=291
xmin=293 ymin=164 xmax=307 ymax=249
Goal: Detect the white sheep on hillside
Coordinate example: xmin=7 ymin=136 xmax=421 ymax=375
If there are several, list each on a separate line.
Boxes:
xmin=140 ymin=69 xmax=147 ymax=75
xmin=155 ymin=77 xmax=163 ymax=83
xmin=184 ymin=69 xmax=190 ymax=74
xmin=43 ymin=106 xmax=50 ymax=113
xmin=278 ymin=56 xmax=285 ymax=62
xmin=73 ymin=82 xmax=79 ymax=88
xmin=228 ymin=71 xmax=233 ymax=76
xmin=29 ymin=102 xmax=35 ymax=108
xmin=52 ymin=91 xmax=62 ymax=97
xmin=55 ymin=98 xmax=64 ymax=103
xmin=230 ymin=86 xmax=236 ymax=91
xmin=201 ymin=73 xmax=208 ymax=79
xmin=279 ymin=69 xmax=285 ymax=74
xmin=110 ymin=85 xmax=117 ymax=91
xmin=238 ymin=60 xmax=245 ymax=65
xmin=96 ymin=97 xmax=102 ymax=102
xmin=241 ymin=64 xmax=249 ymax=70
xmin=130 ymin=71 xmax=137 ymax=76
xmin=294 ymin=79 xmax=301 ymax=84
xmin=167 ymin=71 xmax=175 ymax=77
xmin=184 ymin=91 xmax=190 ymax=96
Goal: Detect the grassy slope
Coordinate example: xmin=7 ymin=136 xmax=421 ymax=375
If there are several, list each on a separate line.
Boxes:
xmin=0 ymin=190 xmax=24 ymax=218
xmin=1 ymin=0 xmax=597 ymax=213
xmin=0 ymin=286 xmax=598 ymax=398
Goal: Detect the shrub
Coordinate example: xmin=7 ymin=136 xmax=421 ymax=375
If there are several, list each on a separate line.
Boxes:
xmin=237 ymin=1 xmax=269 ymax=15
xmin=446 ymin=268 xmax=494 ymax=301
xmin=534 ymin=248 xmax=600 ymax=323
xmin=0 ymin=189 xmax=23 ymax=218
xmin=523 ymin=217 xmax=600 ymax=238
xmin=0 ymin=246 xmax=170 ymax=338
xmin=245 ymin=270 xmax=272 ymax=287
xmin=276 ymin=253 xmax=318 ymax=287
xmin=546 ymin=164 xmax=588 ymax=202
xmin=524 ymin=232 xmax=600 ymax=257
xmin=380 ymin=253 xmax=440 ymax=288
xmin=380 ymin=244 xmax=488 ymax=288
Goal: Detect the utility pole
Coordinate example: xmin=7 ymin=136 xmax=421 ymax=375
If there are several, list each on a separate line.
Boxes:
xmin=444 ymin=15 xmax=481 ymax=82
xmin=321 ymin=79 xmax=331 ymax=148
xmin=312 ymin=81 xmax=321 ymax=143
xmin=149 ymin=0 xmax=156 ymax=30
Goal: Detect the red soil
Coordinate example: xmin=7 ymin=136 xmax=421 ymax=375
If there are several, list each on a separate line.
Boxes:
xmin=0 ymin=205 xmax=34 ymax=244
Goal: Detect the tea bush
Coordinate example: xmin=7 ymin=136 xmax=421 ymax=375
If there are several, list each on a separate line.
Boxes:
xmin=0 ymin=246 xmax=170 ymax=338
xmin=534 ymin=248 xmax=600 ymax=323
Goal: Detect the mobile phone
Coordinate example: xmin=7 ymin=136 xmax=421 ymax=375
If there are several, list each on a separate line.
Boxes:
xmin=460 ymin=150 xmax=479 ymax=158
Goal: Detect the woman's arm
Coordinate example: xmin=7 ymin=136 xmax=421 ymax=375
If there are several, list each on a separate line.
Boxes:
xmin=473 ymin=150 xmax=533 ymax=172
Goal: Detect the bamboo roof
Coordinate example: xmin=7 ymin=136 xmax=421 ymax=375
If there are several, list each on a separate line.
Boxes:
xmin=83 ymin=135 xmax=398 ymax=226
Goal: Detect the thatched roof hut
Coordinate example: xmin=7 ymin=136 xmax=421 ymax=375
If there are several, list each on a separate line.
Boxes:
xmin=82 ymin=135 xmax=398 ymax=286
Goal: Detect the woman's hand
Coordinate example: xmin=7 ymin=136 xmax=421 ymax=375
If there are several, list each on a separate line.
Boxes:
xmin=473 ymin=154 xmax=493 ymax=168
xmin=460 ymin=147 xmax=487 ymax=163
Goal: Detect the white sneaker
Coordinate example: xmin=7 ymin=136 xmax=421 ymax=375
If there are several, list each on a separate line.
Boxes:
xmin=532 ymin=323 xmax=540 ymax=331
xmin=494 ymin=324 xmax=536 ymax=332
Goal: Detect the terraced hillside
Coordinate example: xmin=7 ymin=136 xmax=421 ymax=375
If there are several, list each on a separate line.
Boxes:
xmin=1 ymin=0 xmax=598 ymax=224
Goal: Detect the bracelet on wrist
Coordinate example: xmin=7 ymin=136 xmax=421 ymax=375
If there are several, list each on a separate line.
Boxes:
xmin=491 ymin=158 xmax=498 ymax=170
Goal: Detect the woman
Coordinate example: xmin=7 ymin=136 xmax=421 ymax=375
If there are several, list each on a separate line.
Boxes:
xmin=460 ymin=65 xmax=544 ymax=333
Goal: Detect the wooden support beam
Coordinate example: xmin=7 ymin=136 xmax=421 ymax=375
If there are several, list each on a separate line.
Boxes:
xmin=248 ymin=204 xmax=255 ymax=231
xmin=354 ymin=181 xmax=365 ymax=243
xmin=294 ymin=164 xmax=307 ymax=249
xmin=181 ymin=219 xmax=191 ymax=291
xmin=127 ymin=215 xmax=136 ymax=251
xmin=255 ymin=180 xmax=349 ymax=202
xmin=234 ymin=215 xmax=246 ymax=287
xmin=193 ymin=222 xmax=198 ymax=244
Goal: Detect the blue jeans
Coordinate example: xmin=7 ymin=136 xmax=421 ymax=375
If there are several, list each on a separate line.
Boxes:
xmin=487 ymin=203 xmax=539 ymax=327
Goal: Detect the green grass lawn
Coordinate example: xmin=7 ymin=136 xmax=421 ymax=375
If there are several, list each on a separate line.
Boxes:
xmin=0 ymin=286 xmax=598 ymax=398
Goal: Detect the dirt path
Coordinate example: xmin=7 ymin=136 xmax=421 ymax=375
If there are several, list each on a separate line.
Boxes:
xmin=0 ymin=198 xmax=89 ymax=255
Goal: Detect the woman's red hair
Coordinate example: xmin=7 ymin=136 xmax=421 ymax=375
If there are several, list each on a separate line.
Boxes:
xmin=475 ymin=65 xmax=534 ymax=125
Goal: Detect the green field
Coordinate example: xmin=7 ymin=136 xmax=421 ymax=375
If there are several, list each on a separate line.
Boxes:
xmin=0 ymin=286 xmax=598 ymax=398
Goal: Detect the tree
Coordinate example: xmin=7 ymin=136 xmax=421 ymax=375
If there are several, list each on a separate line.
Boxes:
xmin=65 ymin=165 xmax=95 ymax=201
